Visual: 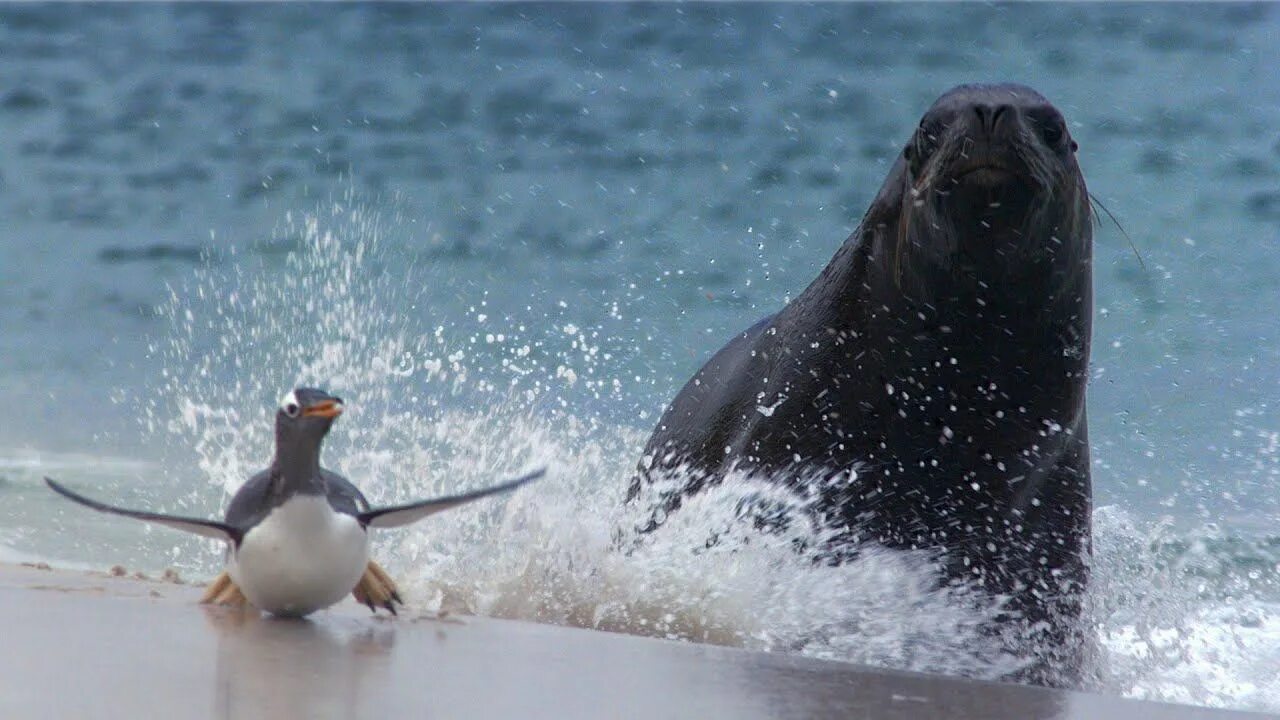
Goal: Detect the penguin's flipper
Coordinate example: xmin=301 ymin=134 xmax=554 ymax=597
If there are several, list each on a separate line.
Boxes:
xmin=199 ymin=571 xmax=250 ymax=607
xmin=357 ymin=468 xmax=545 ymax=529
xmin=351 ymin=560 xmax=403 ymax=615
xmin=45 ymin=477 xmax=240 ymax=543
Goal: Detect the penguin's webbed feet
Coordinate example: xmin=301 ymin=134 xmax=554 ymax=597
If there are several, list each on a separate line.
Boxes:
xmin=352 ymin=560 xmax=403 ymax=615
xmin=199 ymin=570 xmax=250 ymax=607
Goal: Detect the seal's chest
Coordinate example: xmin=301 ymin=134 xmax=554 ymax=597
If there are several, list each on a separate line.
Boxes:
xmin=230 ymin=495 xmax=369 ymax=616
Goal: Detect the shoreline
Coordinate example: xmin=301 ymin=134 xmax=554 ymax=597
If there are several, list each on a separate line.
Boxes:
xmin=0 ymin=562 xmax=1269 ymax=719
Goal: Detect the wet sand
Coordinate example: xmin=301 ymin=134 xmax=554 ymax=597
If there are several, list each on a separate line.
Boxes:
xmin=0 ymin=563 xmax=1268 ymax=720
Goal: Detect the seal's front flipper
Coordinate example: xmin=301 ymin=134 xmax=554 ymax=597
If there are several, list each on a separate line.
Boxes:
xmin=200 ymin=571 xmax=250 ymax=607
xmin=45 ymin=477 xmax=240 ymax=543
xmin=351 ymin=560 xmax=402 ymax=614
xmin=357 ymin=468 xmax=544 ymax=529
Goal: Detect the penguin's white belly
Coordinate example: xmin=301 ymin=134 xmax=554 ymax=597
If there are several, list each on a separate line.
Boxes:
xmin=229 ymin=495 xmax=369 ymax=617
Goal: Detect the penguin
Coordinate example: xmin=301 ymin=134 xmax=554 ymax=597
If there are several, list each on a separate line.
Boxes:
xmin=45 ymin=387 xmax=543 ymax=618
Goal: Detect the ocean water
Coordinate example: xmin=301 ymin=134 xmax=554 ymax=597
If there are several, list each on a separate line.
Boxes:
xmin=1 ymin=2 xmax=1278 ymax=711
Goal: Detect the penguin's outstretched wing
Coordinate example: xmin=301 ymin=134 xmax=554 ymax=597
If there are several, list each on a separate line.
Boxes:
xmin=45 ymin=477 xmax=240 ymax=543
xmin=358 ymin=468 xmax=544 ymax=529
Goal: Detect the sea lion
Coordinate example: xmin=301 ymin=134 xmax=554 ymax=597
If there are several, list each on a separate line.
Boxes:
xmin=628 ymin=83 xmax=1093 ymax=685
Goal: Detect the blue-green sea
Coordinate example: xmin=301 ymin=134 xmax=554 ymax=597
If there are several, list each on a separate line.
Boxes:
xmin=1 ymin=4 xmax=1278 ymax=710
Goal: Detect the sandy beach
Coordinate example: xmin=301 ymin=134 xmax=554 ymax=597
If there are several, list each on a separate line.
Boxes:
xmin=0 ymin=562 xmax=1268 ymax=720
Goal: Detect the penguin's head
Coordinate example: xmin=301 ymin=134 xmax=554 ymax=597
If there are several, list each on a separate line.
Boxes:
xmin=275 ymin=387 xmax=344 ymax=446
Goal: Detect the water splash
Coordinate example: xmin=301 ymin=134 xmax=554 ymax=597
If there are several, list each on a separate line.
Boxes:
xmin=1090 ymin=506 xmax=1280 ymax=711
xmin=139 ymin=198 xmax=1280 ymax=709
xmin=396 ymin=456 xmax=1021 ymax=679
xmin=139 ymin=198 xmax=1016 ymax=676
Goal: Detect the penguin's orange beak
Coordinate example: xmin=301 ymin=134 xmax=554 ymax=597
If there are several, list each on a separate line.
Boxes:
xmin=302 ymin=399 xmax=344 ymax=418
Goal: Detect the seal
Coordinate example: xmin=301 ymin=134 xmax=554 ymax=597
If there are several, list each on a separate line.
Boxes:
xmin=627 ymin=83 xmax=1093 ymax=685
xmin=46 ymin=387 xmax=543 ymax=618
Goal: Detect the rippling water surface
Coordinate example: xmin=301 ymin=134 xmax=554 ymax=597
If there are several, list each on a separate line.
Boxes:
xmin=2 ymin=3 xmax=1279 ymax=711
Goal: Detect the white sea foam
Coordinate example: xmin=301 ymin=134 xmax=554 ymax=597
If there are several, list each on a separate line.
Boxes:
xmin=1090 ymin=506 xmax=1280 ymax=712
xmin=0 ymin=544 xmax=46 ymax=565
xmin=0 ymin=449 xmax=154 ymax=479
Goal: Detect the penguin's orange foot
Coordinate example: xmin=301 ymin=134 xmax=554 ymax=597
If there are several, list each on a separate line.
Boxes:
xmin=199 ymin=570 xmax=250 ymax=607
xmin=352 ymin=560 xmax=403 ymax=615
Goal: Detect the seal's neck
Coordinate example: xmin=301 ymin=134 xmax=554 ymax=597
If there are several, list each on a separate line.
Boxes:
xmin=791 ymin=218 xmax=1091 ymax=380
xmin=874 ymin=256 xmax=1089 ymax=334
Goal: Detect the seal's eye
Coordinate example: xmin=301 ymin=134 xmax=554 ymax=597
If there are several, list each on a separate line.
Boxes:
xmin=1039 ymin=118 xmax=1065 ymax=146
xmin=280 ymin=390 xmax=301 ymax=418
xmin=908 ymin=118 xmax=944 ymax=166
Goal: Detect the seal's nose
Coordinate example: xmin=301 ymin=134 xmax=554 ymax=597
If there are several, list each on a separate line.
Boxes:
xmin=972 ymin=103 xmax=1014 ymax=136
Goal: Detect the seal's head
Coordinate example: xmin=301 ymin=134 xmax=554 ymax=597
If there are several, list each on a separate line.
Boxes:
xmin=884 ymin=83 xmax=1091 ymax=292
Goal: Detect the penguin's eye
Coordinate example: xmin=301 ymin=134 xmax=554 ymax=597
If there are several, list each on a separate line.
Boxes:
xmin=280 ymin=390 xmax=301 ymax=418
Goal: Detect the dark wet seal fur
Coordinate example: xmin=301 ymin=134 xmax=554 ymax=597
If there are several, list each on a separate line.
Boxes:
xmin=628 ymin=84 xmax=1094 ymax=687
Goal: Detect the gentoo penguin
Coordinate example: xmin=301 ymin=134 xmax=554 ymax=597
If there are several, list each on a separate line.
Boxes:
xmin=45 ymin=387 xmax=543 ymax=618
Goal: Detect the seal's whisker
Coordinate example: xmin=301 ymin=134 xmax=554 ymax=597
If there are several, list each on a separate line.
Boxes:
xmin=1088 ymin=192 xmax=1144 ymax=270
